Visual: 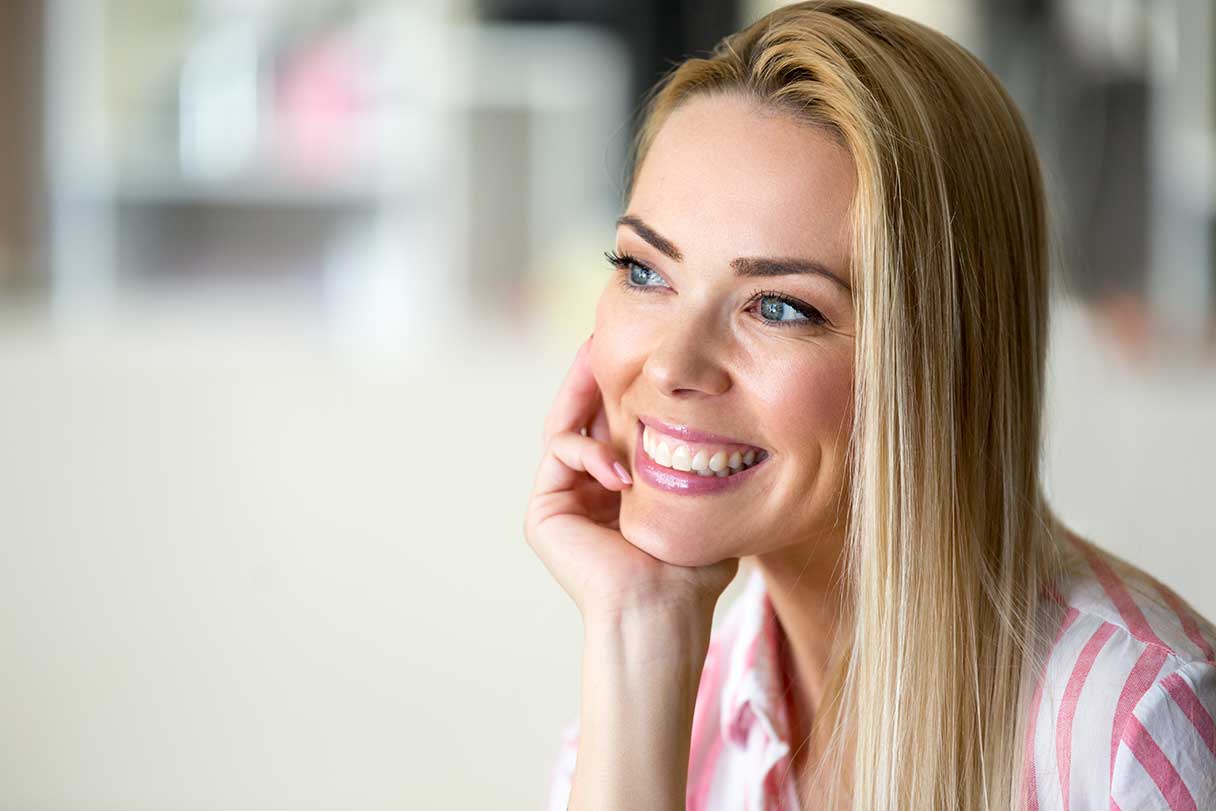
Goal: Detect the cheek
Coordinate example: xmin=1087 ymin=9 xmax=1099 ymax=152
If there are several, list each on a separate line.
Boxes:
xmin=589 ymin=292 xmax=649 ymax=439
xmin=590 ymin=291 xmax=649 ymax=399
xmin=755 ymin=352 xmax=854 ymax=450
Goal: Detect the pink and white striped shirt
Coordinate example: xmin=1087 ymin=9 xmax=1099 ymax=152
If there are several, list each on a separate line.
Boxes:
xmin=544 ymin=545 xmax=1216 ymax=810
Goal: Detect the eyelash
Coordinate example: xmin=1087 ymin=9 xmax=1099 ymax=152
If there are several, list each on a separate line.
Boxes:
xmin=602 ymin=250 xmax=829 ymax=328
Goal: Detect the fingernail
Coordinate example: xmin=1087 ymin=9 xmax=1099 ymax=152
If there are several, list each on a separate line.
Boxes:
xmin=613 ymin=462 xmax=632 ymax=485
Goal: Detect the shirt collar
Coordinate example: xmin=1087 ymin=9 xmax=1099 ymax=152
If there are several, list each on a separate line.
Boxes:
xmin=717 ymin=567 xmax=793 ymax=750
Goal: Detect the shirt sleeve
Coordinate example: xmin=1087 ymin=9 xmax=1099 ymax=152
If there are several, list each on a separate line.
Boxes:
xmin=543 ymin=715 xmax=580 ymax=811
xmin=1109 ymin=660 xmax=1216 ymax=810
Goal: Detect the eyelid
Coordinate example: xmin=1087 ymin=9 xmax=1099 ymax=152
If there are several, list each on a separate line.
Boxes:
xmin=746 ymin=288 xmax=829 ymax=327
xmin=605 ymin=250 xmax=829 ymax=328
xmin=604 ymin=250 xmax=670 ymax=287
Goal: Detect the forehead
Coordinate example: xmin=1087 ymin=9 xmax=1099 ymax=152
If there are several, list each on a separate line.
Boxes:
xmin=627 ymin=93 xmax=856 ymax=271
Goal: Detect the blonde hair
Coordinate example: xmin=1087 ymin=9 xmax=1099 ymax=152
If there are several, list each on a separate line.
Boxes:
xmin=625 ymin=2 xmax=1076 ymax=808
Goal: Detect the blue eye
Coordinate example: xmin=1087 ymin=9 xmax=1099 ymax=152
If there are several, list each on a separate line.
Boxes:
xmin=759 ymin=296 xmax=805 ymax=322
xmin=628 ymin=263 xmax=666 ymax=287
xmin=752 ymin=290 xmax=828 ymax=327
xmin=604 ymin=251 xmax=668 ymax=289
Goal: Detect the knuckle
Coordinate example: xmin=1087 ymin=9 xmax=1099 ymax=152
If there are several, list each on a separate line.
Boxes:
xmin=522 ymin=502 xmax=546 ymax=544
xmin=546 ymin=429 xmax=577 ymax=455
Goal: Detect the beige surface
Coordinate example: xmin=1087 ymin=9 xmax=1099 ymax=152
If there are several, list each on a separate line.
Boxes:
xmin=0 ymin=293 xmax=1211 ymax=809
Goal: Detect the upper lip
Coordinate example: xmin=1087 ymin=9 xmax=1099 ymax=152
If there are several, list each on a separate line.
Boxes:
xmin=638 ymin=416 xmax=765 ymax=450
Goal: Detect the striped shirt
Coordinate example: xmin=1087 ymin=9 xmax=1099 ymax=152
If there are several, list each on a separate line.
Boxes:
xmin=544 ymin=546 xmax=1216 ymax=810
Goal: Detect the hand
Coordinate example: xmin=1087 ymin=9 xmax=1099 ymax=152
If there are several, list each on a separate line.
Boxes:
xmin=524 ymin=335 xmax=739 ymax=624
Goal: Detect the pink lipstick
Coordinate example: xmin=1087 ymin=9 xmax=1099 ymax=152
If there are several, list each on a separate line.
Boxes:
xmin=632 ymin=421 xmax=769 ymax=495
xmin=637 ymin=416 xmax=760 ymax=447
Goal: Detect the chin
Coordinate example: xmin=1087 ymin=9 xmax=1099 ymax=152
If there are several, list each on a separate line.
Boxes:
xmin=618 ymin=497 xmax=739 ymax=568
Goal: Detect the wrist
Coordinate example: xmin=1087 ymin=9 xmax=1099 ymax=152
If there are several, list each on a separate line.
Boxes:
xmin=571 ymin=607 xmax=714 ymax=811
xmin=581 ymin=606 xmax=714 ymax=719
xmin=582 ymin=587 xmax=719 ymax=635
xmin=585 ymin=603 xmax=713 ymax=655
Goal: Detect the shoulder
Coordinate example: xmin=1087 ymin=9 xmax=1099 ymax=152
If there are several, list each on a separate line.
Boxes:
xmin=1049 ymin=530 xmax=1216 ymax=664
xmin=1025 ymin=536 xmax=1216 ymax=809
xmin=1109 ymin=660 xmax=1216 ymax=810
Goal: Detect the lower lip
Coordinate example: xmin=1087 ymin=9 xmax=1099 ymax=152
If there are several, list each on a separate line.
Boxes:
xmin=633 ymin=422 xmax=768 ymax=495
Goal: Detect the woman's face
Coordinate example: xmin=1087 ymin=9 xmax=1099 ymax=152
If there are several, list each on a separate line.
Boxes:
xmin=590 ymin=92 xmax=857 ymax=568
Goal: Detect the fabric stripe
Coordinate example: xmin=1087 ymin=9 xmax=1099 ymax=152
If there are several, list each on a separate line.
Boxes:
xmin=1057 ymin=621 xmax=1118 ymax=811
xmin=1023 ymin=606 xmax=1082 ymax=811
xmin=1109 ymin=646 xmax=1169 ymax=777
xmin=1070 ymin=538 xmax=1168 ymax=649
xmin=1160 ymin=672 xmax=1216 ymax=761
xmin=690 ymin=614 xmax=738 ymax=810
xmin=690 ymin=732 xmax=725 ymax=811
xmin=691 ymin=642 xmax=725 ymax=759
xmin=1120 ymin=715 xmax=1198 ymax=811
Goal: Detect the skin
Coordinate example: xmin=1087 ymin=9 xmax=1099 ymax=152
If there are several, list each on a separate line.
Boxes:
xmin=597 ymin=91 xmax=858 ymax=768
xmin=525 ymin=91 xmax=858 ymax=807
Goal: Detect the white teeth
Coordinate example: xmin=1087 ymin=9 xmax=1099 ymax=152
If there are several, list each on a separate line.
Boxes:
xmin=640 ymin=423 xmax=766 ymax=477
xmin=653 ymin=441 xmax=672 ymax=467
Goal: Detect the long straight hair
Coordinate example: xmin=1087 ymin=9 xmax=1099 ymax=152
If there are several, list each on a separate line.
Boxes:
xmin=624 ymin=2 xmax=1075 ymax=807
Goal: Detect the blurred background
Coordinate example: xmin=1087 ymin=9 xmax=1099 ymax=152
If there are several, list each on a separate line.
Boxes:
xmin=0 ymin=0 xmax=1212 ymax=808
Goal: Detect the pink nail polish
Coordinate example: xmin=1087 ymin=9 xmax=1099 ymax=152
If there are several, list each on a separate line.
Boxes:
xmin=613 ymin=462 xmax=632 ymax=485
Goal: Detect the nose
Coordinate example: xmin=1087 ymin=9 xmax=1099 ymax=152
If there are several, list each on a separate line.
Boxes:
xmin=642 ymin=312 xmax=732 ymax=398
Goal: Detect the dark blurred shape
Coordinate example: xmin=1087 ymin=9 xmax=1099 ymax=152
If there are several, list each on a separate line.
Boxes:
xmin=0 ymin=2 xmax=44 ymax=291
xmin=979 ymin=0 xmax=1151 ymax=299
xmin=476 ymin=0 xmax=742 ymax=145
xmin=978 ymin=0 xmax=1215 ymax=358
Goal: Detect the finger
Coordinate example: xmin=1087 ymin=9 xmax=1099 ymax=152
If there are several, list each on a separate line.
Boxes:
xmin=532 ymin=430 xmax=631 ymax=498
xmin=541 ymin=337 xmax=602 ymax=447
xmin=587 ymin=397 xmax=611 ymax=443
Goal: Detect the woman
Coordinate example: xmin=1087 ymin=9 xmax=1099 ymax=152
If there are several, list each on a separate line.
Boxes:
xmin=523 ymin=2 xmax=1216 ymax=808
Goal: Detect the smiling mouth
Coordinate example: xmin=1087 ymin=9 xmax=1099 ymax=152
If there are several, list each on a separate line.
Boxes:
xmin=639 ymin=422 xmax=769 ymax=477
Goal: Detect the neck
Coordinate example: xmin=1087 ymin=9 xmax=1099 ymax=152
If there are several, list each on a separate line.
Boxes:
xmin=749 ymin=536 xmax=847 ymax=771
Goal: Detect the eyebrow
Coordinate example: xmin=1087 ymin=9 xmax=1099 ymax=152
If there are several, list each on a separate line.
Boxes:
xmin=615 ymin=214 xmax=852 ymax=294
